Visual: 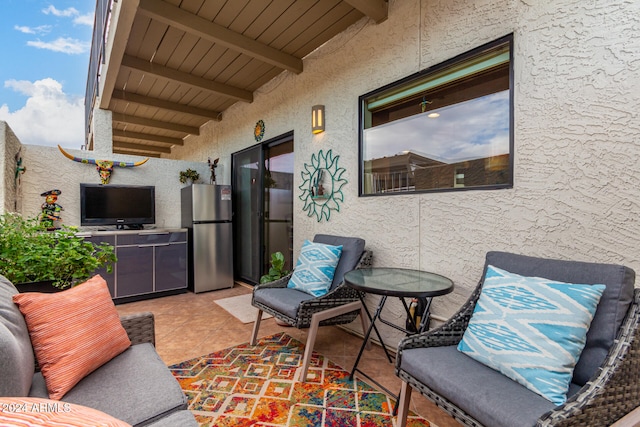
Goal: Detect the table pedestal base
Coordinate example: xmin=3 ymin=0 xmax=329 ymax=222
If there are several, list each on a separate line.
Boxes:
xmin=349 ymin=294 xmax=434 ymax=415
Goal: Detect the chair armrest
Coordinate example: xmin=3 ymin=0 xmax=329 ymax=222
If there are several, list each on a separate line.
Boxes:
xmin=252 ymin=272 xmax=293 ymax=291
xmin=255 ymin=249 xmax=372 ymax=293
xmin=356 ymin=250 xmax=373 ymax=269
xmin=120 ymin=312 xmax=155 ymax=346
xmin=395 ymin=282 xmax=482 ymax=372
xmin=400 ymin=282 xmax=481 ymax=349
xmin=536 ymin=289 xmax=640 ymax=426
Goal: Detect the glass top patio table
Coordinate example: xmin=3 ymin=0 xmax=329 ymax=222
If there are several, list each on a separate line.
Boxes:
xmin=344 ymin=267 xmax=454 ymax=298
xmin=344 ymin=267 xmax=454 ymax=413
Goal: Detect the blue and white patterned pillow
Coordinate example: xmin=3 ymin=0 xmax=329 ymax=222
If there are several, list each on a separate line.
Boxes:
xmin=457 ymin=265 xmax=606 ymax=406
xmin=287 ymin=240 xmax=343 ymax=297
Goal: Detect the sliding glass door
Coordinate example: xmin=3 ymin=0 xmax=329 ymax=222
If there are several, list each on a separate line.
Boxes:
xmin=232 ymin=133 xmax=294 ymax=285
xmin=232 ymin=145 xmax=262 ymax=284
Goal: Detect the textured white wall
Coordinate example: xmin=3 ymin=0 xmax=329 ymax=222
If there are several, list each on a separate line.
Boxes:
xmin=156 ymin=0 xmax=640 ymax=346
xmin=0 ymin=122 xmax=24 ymax=213
xmin=16 ymin=144 xmax=210 ymax=229
xmin=91 ymin=108 xmax=113 ymax=157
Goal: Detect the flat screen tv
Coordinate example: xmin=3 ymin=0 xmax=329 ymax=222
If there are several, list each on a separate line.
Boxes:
xmin=80 ymin=184 xmax=155 ymax=228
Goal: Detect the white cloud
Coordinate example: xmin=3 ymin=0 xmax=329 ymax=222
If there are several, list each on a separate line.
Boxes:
xmin=42 ymin=5 xmax=79 ymax=18
xmin=27 ymin=37 xmax=90 ymax=54
xmin=74 ymin=13 xmax=94 ymax=27
xmin=14 ymin=25 xmax=52 ymax=35
xmin=19 ymin=5 xmax=93 ymax=55
xmin=0 ymin=78 xmax=84 ymax=149
xmin=41 ymin=5 xmax=93 ymax=26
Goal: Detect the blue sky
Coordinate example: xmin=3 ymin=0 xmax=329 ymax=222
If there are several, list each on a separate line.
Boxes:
xmin=0 ymin=0 xmax=94 ymax=148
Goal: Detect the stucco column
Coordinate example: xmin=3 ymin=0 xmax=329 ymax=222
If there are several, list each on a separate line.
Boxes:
xmin=91 ymin=108 xmax=113 ymax=157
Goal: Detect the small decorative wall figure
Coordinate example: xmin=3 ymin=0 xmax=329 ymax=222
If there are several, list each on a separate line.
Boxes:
xmin=208 ymin=157 xmax=219 ymax=184
xmin=58 ymin=145 xmax=149 ymax=184
xmin=15 ymin=153 xmax=26 ymax=185
xmin=40 ymin=189 xmax=63 ymax=229
xmin=299 ymin=149 xmax=348 ymax=222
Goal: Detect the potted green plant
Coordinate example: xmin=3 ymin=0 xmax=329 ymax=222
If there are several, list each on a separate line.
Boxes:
xmin=260 ymin=251 xmax=290 ymax=284
xmin=179 ymin=168 xmax=200 ymax=185
xmin=0 ymin=213 xmax=117 ymax=290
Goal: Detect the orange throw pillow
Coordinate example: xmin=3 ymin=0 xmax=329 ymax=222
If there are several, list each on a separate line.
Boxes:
xmin=0 ymin=397 xmax=131 ymax=426
xmin=12 ymin=275 xmax=131 ymax=400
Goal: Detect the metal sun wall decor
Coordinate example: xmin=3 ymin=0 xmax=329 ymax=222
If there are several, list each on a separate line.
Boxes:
xmin=254 ymin=120 xmax=265 ymax=142
xmin=299 ymin=149 xmax=347 ymax=222
xmin=58 ymin=145 xmax=149 ymax=184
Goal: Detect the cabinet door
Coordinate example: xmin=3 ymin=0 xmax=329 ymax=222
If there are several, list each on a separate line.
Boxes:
xmin=155 ymin=243 xmax=188 ymax=291
xmin=116 ymin=246 xmax=153 ymax=297
xmin=83 ymin=236 xmax=116 ymax=297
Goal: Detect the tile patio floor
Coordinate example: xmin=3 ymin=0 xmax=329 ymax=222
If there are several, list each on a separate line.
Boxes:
xmin=115 ymin=284 xmax=461 ymax=427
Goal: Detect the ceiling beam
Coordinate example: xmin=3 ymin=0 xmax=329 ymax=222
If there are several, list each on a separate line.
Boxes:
xmin=343 ymin=0 xmax=388 ymax=23
xmin=113 ymin=112 xmax=200 ymax=135
xmin=121 ymin=54 xmax=253 ymax=103
xmin=112 ymin=129 xmax=184 ymax=146
xmin=137 ymin=0 xmax=303 ymax=74
xmin=113 ymin=147 xmax=162 ymax=158
xmin=112 ymin=90 xmax=221 ymax=120
xmin=113 ymin=141 xmax=172 ymax=154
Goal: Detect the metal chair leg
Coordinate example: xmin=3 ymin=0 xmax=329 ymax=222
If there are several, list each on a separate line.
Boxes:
xmin=396 ymin=381 xmax=412 ymax=427
xmin=250 ymin=308 xmax=263 ymax=345
xmin=299 ymin=301 xmax=364 ymax=382
xmin=300 ymin=314 xmax=321 ymax=382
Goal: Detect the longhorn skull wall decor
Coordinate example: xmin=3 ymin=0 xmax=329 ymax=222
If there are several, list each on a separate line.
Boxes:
xmin=58 ymin=145 xmax=149 ymax=184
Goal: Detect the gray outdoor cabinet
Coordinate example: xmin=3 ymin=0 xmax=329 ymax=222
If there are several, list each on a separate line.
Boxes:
xmin=83 ymin=234 xmax=116 ymax=296
xmin=83 ymin=230 xmax=188 ymax=301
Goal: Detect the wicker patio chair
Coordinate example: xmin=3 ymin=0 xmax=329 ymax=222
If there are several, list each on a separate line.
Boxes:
xmin=120 ymin=312 xmax=155 ymax=346
xmin=250 ymin=234 xmax=372 ymax=381
xmin=395 ymin=251 xmax=639 ymax=427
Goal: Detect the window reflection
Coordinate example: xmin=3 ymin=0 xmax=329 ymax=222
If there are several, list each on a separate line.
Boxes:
xmin=360 ymin=35 xmax=513 ymax=195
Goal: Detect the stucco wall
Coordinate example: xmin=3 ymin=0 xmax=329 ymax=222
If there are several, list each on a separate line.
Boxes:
xmin=169 ymin=0 xmax=640 ymax=346
xmin=16 ymin=144 xmax=211 ymax=229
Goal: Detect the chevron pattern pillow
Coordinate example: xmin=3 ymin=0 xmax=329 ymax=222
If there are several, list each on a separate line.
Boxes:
xmin=287 ymin=240 xmax=343 ymax=297
xmin=457 ymin=265 xmax=605 ymax=405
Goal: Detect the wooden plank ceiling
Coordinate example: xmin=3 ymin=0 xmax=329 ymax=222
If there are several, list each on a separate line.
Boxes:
xmin=98 ymin=0 xmax=387 ymax=157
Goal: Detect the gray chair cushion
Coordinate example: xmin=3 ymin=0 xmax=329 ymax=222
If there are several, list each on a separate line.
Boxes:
xmin=146 ymin=410 xmax=198 ymax=427
xmin=485 ymin=251 xmax=635 ymax=386
xmin=253 ymin=288 xmax=315 ymax=318
xmin=0 ymin=274 xmax=35 ymax=396
xmin=313 ymin=234 xmax=365 ymax=290
xmin=29 ymin=343 xmax=189 ymax=426
xmin=401 ymin=345 xmax=557 ymax=427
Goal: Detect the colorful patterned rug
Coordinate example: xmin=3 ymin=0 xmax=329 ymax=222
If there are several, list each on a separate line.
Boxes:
xmin=169 ymin=332 xmax=434 ymax=426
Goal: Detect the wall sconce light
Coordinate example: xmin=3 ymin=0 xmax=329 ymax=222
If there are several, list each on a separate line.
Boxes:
xmin=312 ymin=105 xmax=325 ymax=134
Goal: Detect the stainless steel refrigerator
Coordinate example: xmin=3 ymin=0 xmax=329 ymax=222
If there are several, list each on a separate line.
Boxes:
xmin=181 ymin=184 xmax=234 ymax=293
